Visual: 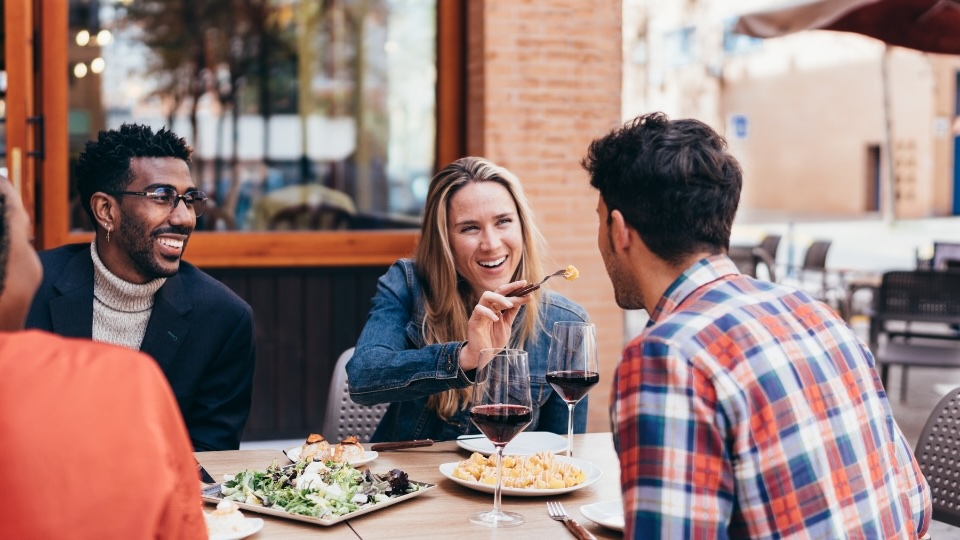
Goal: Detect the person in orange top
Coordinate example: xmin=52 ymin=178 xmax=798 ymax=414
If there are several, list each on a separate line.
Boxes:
xmin=0 ymin=176 xmax=206 ymax=539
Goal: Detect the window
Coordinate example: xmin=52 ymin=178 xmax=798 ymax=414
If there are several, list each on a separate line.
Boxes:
xmin=67 ymin=0 xmax=437 ymax=233
xmin=723 ymin=17 xmax=762 ymax=56
xmin=662 ymin=26 xmax=697 ymax=68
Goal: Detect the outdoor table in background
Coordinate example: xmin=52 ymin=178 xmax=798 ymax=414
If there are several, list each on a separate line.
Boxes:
xmin=196 ymin=432 xmax=623 ymax=539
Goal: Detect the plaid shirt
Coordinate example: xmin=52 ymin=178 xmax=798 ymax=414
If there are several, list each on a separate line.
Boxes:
xmin=612 ymin=255 xmax=930 ymax=539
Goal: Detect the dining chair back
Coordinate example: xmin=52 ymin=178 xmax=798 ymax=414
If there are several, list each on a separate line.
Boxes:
xmin=795 ymin=240 xmax=835 ymax=303
xmin=728 ymin=245 xmax=777 ymax=282
xmin=869 ymin=270 xmax=960 ymax=401
xmin=758 ymin=234 xmax=781 ymax=264
xmin=915 ymin=386 xmax=960 ymax=527
xmin=322 ymin=347 xmax=388 ymax=442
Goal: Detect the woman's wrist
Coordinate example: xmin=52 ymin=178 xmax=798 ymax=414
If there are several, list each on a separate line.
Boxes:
xmin=459 ymin=341 xmax=479 ymax=371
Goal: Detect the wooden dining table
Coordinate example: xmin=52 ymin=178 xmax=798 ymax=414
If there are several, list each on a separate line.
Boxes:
xmin=196 ymin=432 xmax=623 ymax=539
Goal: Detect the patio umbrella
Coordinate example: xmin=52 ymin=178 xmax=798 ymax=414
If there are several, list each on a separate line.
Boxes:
xmin=734 ymin=0 xmax=960 ymax=55
xmin=733 ymin=0 xmax=960 ymax=221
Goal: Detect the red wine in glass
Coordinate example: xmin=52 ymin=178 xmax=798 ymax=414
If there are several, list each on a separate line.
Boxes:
xmin=546 ymin=321 xmax=599 ymax=457
xmin=469 ymin=348 xmax=532 ymax=528
xmin=470 ymin=404 xmax=533 ymax=445
xmin=546 ymin=370 xmax=600 ymax=403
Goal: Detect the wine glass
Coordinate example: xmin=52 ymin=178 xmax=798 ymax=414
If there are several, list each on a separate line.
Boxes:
xmin=546 ymin=321 xmax=599 ymax=457
xmin=468 ymin=348 xmax=533 ymax=528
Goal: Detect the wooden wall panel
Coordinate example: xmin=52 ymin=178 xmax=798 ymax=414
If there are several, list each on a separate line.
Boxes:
xmin=206 ymin=265 xmax=388 ymax=441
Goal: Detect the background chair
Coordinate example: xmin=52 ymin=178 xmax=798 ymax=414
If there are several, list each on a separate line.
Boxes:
xmin=728 ymin=244 xmax=777 ymax=282
xmin=758 ymin=234 xmax=781 ymax=266
xmin=914 ymin=386 xmax=960 ymax=527
xmin=322 ymin=347 xmax=388 ymax=442
xmin=933 ymin=242 xmax=960 ymax=271
xmin=869 ymin=271 xmax=960 ymax=401
xmin=799 ymin=239 xmax=832 ymax=293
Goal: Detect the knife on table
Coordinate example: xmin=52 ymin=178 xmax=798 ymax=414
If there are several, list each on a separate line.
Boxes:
xmin=370 ymin=439 xmax=434 ymax=451
xmin=195 ymin=457 xmax=216 ymax=484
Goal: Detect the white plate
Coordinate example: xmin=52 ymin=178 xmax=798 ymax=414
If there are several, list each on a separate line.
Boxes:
xmin=438 ymin=455 xmax=601 ymax=497
xmin=208 ymin=517 xmax=264 ymax=540
xmin=283 ymin=446 xmax=378 ymax=467
xmin=580 ymin=500 xmax=624 ymax=532
xmin=456 ymin=431 xmax=569 ymax=456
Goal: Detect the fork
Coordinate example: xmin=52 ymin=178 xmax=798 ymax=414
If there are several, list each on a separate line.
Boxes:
xmin=546 ymin=501 xmax=597 ymax=540
xmin=507 ymin=268 xmax=568 ymax=297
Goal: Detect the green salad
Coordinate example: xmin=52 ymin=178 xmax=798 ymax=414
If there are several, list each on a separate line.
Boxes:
xmin=220 ymin=459 xmax=420 ymax=519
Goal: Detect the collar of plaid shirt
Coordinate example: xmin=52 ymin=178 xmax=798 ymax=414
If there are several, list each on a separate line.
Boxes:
xmin=646 ymin=254 xmax=740 ymax=327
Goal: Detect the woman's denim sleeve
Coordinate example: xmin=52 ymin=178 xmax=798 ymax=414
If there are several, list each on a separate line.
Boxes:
xmin=347 ymin=262 xmax=472 ymax=405
xmin=536 ymin=393 xmax=589 ymax=434
xmin=528 ymin=292 xmax=591 ymax=434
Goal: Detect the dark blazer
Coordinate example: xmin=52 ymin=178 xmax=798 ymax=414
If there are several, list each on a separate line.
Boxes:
xmin=26 ymin=243 xmax=256 ymax=451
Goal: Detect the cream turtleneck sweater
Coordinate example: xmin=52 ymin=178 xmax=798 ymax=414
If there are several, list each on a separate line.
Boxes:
xmin=90 ymin=241 xmax=167 ymax=350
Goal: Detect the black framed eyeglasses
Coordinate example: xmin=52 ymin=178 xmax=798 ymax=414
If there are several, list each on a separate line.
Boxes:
xmin=107 ymin=187 xmax=208 ymax=217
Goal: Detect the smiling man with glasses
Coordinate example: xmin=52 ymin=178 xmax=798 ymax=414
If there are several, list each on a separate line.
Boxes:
xmin=26 ymin=123 xmax=255 ymax=452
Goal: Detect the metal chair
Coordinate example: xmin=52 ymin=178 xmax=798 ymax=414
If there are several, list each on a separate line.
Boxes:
xmin=322 ymin=347 xmax=388 ymax=442
xmin=933 ymin=242 xmax=960 ymax=271
xmin=728 ymin=244 xmax=777 ymax=282
xmin=758 ymin=234 xmax=781 ymax=265
xmin=870 ymin=271 xmax=960 ymax=401
xmin=787 ymin=239 xmax=840 ymax=306
xmin=915 ymin=386 xmax=960 ymax=527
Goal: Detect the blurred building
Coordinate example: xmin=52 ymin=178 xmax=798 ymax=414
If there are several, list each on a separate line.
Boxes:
xmin=623 ymin=0 xmax=960 ymax=219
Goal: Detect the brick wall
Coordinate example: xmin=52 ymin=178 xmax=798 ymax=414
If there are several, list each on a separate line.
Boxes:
xmin=467 ymin=0 xmax=623 ymax=431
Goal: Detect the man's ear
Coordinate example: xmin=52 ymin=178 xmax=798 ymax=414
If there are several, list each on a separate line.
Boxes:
xmin=90 ymin=193 xmax=117 ymax=228
xmin=609 ymin=209 xmax=632 ymax=252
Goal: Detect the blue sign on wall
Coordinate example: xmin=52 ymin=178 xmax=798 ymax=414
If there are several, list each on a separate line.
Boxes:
xmin=730 ymin=114 xmax=748 ymax=140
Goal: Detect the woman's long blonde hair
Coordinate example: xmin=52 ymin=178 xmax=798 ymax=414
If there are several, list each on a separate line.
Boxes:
xmin=414 ymin=157 xmax=546 ymax=420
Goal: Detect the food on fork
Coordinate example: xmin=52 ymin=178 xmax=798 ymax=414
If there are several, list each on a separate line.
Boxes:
xmin=205 ymin=500 xmax=247 ymax=536
xmin=563 ymin=265 xmax=579 ymax=281
xmin=452 ymin=451 xmax=585 ymax=489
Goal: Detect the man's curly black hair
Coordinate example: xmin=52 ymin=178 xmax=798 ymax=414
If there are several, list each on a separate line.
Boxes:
xmin=582 ymin=112 xmax=742 ymax=266
xmin=75 ymin=123 xmax=192 ymax=224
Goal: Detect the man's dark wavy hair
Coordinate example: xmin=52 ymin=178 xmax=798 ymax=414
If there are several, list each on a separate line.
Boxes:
xmin=582 ymin=112 xmax=742 ymax=266
xmin=75 ymin=123 xmax=192 ymax=223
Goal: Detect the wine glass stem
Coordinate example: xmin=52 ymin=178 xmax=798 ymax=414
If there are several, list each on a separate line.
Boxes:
xmin=493 ymin=444 xmax=505 ymax=516
xmin=567 ymin=402 xmax=576 ymax=457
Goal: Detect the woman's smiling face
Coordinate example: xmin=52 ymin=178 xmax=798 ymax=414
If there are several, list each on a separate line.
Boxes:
xmin=446 ymin=181 xmax=523 ymax=299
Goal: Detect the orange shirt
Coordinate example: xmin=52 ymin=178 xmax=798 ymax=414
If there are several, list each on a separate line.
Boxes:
xmin=0 ymin=330 xmax=206 ymax=539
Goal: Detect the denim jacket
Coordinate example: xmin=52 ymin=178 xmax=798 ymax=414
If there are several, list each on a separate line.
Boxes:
xmin=347 ymin=259 xmax=590 ymax=442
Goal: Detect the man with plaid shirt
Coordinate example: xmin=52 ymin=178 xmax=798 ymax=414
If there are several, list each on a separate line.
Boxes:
xmin=582 ymin=112 xmax=930 ymax=539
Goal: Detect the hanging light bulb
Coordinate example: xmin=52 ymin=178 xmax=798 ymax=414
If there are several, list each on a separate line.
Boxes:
xmin=90 ymin=57 xmax=106 ymax=74
xmin=76 ymin=30 xmax=90 ymax=46
xmin=96 ymin=29 xmax=113 ymax=46
xmin=74 ymin=63 xmax=88 ymax=78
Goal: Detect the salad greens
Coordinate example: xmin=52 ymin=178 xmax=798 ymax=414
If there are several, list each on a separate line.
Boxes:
xmin=219 ymin=459 xmax=421 ymax=519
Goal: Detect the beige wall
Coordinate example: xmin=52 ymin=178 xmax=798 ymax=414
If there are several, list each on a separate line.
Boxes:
xmin=467 ymin=0 xmax=623 ymax=432
xmin=624 ymin=0 xmax=960 ymax=220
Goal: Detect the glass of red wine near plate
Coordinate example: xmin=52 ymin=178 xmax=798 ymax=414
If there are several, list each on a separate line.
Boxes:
xmin=469 ymin=348 xmax=533 ymax=528
xmin=546 ymin=321 xmax=599 ymax=458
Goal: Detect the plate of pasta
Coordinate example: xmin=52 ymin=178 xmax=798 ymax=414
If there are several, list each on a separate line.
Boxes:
xmin=438 ymin=451 xmax=601 ymax=497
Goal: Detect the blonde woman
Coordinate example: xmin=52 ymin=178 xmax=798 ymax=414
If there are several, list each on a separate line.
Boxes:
xmin=347 ymin=157 xmax=589 ymax=442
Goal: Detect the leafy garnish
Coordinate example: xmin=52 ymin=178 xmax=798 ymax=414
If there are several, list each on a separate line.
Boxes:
xmin=219 ymin=459 xmax=419 ymax=520
xmin=386 ymin=469 xmax=410 ymax=494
